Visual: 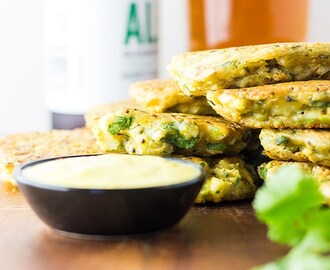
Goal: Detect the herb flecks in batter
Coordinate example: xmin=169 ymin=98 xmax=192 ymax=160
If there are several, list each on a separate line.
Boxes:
xmin=275 ymin=136 xmax=289 ymax=145
xmin=163 ymin=122 xmax=199 ymax=149
xmin=206 ymin=143 xmax=227 ymax=151
xmin=108 ymin=116 xmax=134 ymax=135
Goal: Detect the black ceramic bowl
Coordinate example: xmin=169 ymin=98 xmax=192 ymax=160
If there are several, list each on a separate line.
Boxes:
xmin=15 ymin=155 xmax=204 ymax=238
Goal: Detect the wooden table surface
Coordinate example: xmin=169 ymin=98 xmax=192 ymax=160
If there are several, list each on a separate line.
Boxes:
xmin=0 ymin=184 xmax=288 ymax=270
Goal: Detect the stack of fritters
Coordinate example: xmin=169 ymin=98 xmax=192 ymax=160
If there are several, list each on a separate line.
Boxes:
xmin=168 ymin=42 xmax=330 ymax=195
xmin=3 ymin=42 xmax=328 ymax=204
xmin=90 ymin=80 xmax=258 ymax=204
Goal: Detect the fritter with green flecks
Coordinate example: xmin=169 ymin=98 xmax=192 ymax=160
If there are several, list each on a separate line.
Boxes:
xmin=92 ymin=108 xmax=248 ymax=156
xmin=168 ymin=42 xmax=330 ymax=96
xmin=260 ymin=129 xmax=330 ymax=167
xmin=258 ymin=160 xmax=330 ymax=183
xmin=258 ymin=160 xmax=330 ymax=203
xmin=207 ymin=80 xmax=330 ymax=129
xmin=183 ymin=156 xmax=258 ymax=203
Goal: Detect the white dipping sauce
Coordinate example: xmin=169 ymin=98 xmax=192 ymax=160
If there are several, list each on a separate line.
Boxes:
xmin=23 ymin=154 xmax=201 ymax=189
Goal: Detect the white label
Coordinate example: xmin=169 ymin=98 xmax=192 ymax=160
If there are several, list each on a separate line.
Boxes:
xmin=44 ymin=0 xmax=158 ymax=114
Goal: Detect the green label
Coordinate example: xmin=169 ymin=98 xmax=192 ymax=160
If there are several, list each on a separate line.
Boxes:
xmin=124 ymin=1 xmax=157 ymax=45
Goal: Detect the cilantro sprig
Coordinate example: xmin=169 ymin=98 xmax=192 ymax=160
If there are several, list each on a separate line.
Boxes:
xmin=252 ymin=167 xmax=330 ymax=270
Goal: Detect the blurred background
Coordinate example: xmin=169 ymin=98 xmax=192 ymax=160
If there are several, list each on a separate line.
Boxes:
xmin=0 ymin=0 xmax=329 ymax=135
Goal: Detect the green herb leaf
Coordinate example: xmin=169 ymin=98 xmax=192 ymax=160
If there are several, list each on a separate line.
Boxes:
xmin=302 ymin=210 xmax=330 ymax=252
xmin=253 ymin=167 xmax=324 ymax=245
xmin=253 ymin=250 xmax=330 ymax=270
xmin=221 ymin=60 xmax=240 ymax=69
xmin=200 ymin=162 xmax=207 ymax=168
xmin=167 ymin=135 xmax=199 ymax=149
xmin=108 ymin=116 xmax=134 ymax=135
xmin=310 ymin=101 xmax=330 ymax=108
xmin=206 ymin=142 xmax=227 ymax=151
xmin=252 ymin=166 xmax=330 ymax=270
xmin=258 ymin=165 xmax=268 ymax=180
xmin=291 ymin=45 xmax=302 ymax=50
xmin=162 ymin=122 xmax=175 ymax=130
xmin=162 ymin=122 xmax=199 ymax=149
xmin=275 ymin=136 xmax=289 ymax=145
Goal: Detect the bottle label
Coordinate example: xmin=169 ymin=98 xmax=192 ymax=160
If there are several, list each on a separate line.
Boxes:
xmin=44 ymin=0 xmax=158 ymax=114
xmin=122 ymin=1 xmax=158 ymax=83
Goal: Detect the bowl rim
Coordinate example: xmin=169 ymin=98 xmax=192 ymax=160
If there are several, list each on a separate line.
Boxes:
xmin=14 ymin=154 xmax=205 ymax=192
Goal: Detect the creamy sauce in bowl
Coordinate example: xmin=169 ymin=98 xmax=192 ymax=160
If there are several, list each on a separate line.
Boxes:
xmin=22 ymin=154 xmax=202 ymax=189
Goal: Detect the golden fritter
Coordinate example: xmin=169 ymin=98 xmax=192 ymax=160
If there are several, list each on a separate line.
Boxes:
xmin=129 ymin=79 xmax=216 ymax=115
xmin=85 ymin=99 xmax=138 ymax=129
xmin=260 ymin=129 xmax=330 ymax=167
xmin=207 ymin=80 xmax=330 ymax=129
xmin=258 ymin=160 xmax=330 ymax=183
xmin=258 ymin=160 xmax=330 ymax=203
xmin=0 ymin=128 xmax=100 ymax=185
xmin=168 ymin=42 xmax=330 ymax=96
xmin=92 ymin=108 xmax=248 ymax=156
xmin=183 ymin=156 xmax=258 ymax=203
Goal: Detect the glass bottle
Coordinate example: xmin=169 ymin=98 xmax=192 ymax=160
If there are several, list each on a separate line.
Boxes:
xmin=43 ymin=0 xmax=158 ymax=129
xmin=188 ymin=0 xmax=308 ymax=51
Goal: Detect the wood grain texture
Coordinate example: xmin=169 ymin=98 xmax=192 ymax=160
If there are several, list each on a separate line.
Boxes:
xmin=0 ymin=184 xmax=288 ymax=270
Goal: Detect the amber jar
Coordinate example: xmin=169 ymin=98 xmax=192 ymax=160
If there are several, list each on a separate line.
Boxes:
xmin=188 ymin=0 xmax=308 ymax=51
